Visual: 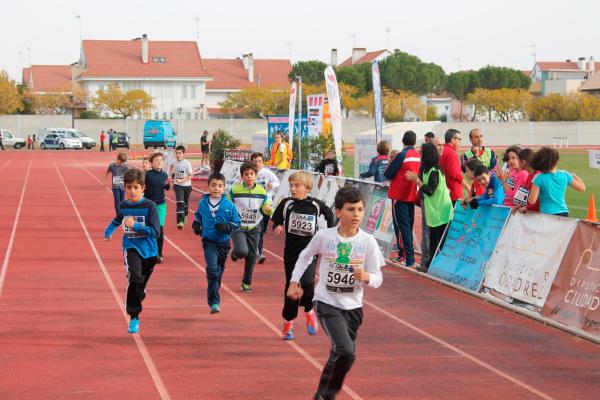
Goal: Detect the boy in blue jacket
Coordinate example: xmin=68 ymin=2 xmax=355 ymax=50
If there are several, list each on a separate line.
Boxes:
xmin=193 ymin=173 xmax=241 ymax=314
xmin=359 ymin=140 xmax=390 ymax=183
xmin=104 ymin=169 xmax=160 ymax=334
xmin=462 ymin=164 xmax=505 ymax=208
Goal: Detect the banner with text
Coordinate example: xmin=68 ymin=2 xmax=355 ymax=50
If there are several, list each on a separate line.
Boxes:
xmin=324 ymin=66 xmax=343 ymax=164
xmin=372 ymin=60 xmax=383 ymax=144
xmin=428 ymin=205 xmax=511 ymax=291
xmin=542 ymin=221 xmax=600 ymax=337
xmin=288 ymin=82 xmax=297 ymax=145
xmin=307 ymin=94 xmax=324 ymax=138
xmin=484 ymin=212 xmax=578 ymax=307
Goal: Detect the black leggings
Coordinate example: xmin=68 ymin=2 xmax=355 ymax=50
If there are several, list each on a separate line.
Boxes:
xmin=124 ymin=249 xmax=157 ymax=319
xmin=174 ymin=185 xmax=192 ymax=224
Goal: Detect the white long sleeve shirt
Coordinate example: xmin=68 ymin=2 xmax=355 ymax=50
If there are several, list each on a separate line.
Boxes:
xmin=256 ymin=167 xmax=280 ymax=200
xmin=291 ymin=227 xmax=384 ymax=310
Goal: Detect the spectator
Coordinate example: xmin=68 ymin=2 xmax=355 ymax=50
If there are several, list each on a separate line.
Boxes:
xmin=360 ymin=140 xmax=390 ymax=183
xmin=100 ymin=130 xmax=106 ymax=152
xmin=463 ymin=165 xmax=504 ymax=208
xmin=515 ymin=148 xmax=540 ymax=212
xmin=528 ymin=147 xmax=586 ymax=217
xmin=384 ymin=131 xmax=421 ymax=268
xmin=27 ymin=135 xmax=32 ymax=150
xmin=465 ymin=158 xmax=485 ymax=197
xmin=315 ymin=151 xmax=340 ymax=176
xmin=439 ymin=129 xmax=465 ymax=203
xmin=432 ymin=137 xmax=444 ymax=156
xmin=201 ymin=130 xmax=210 ymax=167
xmin=494 ymin=145 xmax=528 ymax=207
xmin=460 ymin=128 xmax=497 ymax=172
xmin=406 ymin=143 xmax=453 ymax=272
xmin=32 ymin=134 xmax=37 ymax=149
xmin=267 ymin=131 xmax=293 ymax=169
xmin=424 ymin=132 xmax=435 ymax=144
xmin=108 ymin=129 xmax=113 ymax=151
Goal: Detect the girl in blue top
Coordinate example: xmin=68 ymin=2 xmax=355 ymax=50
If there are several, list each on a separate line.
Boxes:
xmin=528 ymin=147 xmax=586 ymax=216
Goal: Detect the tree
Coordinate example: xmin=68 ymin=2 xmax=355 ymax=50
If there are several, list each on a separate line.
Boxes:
xmin=288 ymin=60 xmax=328 ymax=85
xmin=379 ymin=51 xmax=446 ymax=95
xmin=527 ymin=93 xmax=600 ymax=121
xmin=219 ymin=86 xmax=289 ymax=118
xmin=31 ymin=91 xmax=70 ymax=115
xmin=0 ymin=71 xmax=23 ymax=115
xmin=426 ymin=104 xmax=439 ymax=121
xmin=477 ymin=66 xmax=531 ymax=90
xmin=445 ymin=71 xmax=480 ymax=121
xmin=466 ymin=88 xmax=531 ymax=122
xmin=79 ymin=110 xmax=99 ymax=119
xmin=92 ymin=84 xmax=154 ymax=118
xmin=336 ymin=66 xmax=367 ymax=96
xmin=381 ymin=89 xmax=426 ymax=122
xmin=210 ymin=128 xmax=241 ymax=171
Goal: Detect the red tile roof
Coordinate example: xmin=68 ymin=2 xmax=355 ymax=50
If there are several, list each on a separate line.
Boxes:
xmin=203 ymin=58 xmax=291 ymax=90
xmin=79 ymin=39 xmax=211 ymax=78
xmin=338 ymin=50 xmax=389 ymax=68
xmin=23 ymin=65 xmax=72 ymax=92
xmin=536 ymin=61 xmax=600 ymax=72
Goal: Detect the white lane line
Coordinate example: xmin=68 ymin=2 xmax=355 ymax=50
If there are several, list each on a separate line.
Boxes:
xmin=79 ymin=163 xmax=362 ymax=400
xmin=164 ymin=237 xmax=363 ymax=400
xmin=262 ymin=249 xmax=555 ymax=400
xmin=0 ymin=159 xmax=13 ymax=172
xmin=0 ymin=160 xmax=31 ymax=301
xmin=54 ymin=161 xmax=172 ymax=400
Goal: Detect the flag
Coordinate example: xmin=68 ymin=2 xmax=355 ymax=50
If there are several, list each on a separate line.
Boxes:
xmin=324 ymin=66 xmax=343 ymax=164
xmin=372 ymin=60 xmax=383 ymax=143
xmin=288 ymin=82 xmax=297 ymax=145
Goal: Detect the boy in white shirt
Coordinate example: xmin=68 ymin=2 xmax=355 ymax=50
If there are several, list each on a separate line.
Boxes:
xmin=169 ymin=145 xmax=193 ymax=230
xmin=287 ymin=186 xmax=384 ymax=400
xmin=251 ymin=152 xmax=280 ymax=264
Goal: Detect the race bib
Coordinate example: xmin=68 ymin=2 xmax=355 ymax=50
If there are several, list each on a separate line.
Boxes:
xmin=122 ymin=216 xmax=145 ymax=238
xmin=240 ymin=208 xmax=260 ymax=225
xmin=175 ymin=170 xmax=185 ymax=179
xmin=325 ymin=261 xmax=356 ymax=293
xmin=324 ymin=164 xmax=334 ymax=175
xmin=513 ymin=186 xmax=529 ymax=207
xmin=288 ymin=212 xmax=316 ymax=236
xmin=506 ymin=177 xmax=515 ymax=190
xmin=112 ymin=175 xmax=124 ymax=187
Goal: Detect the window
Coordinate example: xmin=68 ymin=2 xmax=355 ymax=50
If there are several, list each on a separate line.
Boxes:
xmin=162 ymin=112 xmax=167 ymax=119
xmin=185 ymin=112 xmax=191 ymax=119
xmin=155 ymin=112 xmax=159 ymax=119
xmin=182 ymin=85 xmax=188 ymax=99
xmin=170 ymin=112 xmax=173 ymax=119
xmin=190 ymin=85 xmax=196 ymax=99
xmin=194 ymin=112 xmax=199 ymax=119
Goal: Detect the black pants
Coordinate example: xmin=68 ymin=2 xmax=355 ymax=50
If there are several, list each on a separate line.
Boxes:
xmin=174 ymin=185 xmax=192 ymax=224
xmin=0 ymin=141 xmax=4 ymax=150
xmin=156 ymin=226 xmax=164 ymax=257
xmin=100 ymin=141 xmax=105 ymax=152
xmin=282 ymin=253 xmax=316 ymax=321
xmin=124 ymin=249 xmax=157 ymax=319
xmin=428 ymin=223 xmax=448 ymax=267
xmin=232 ymin=229 xmax=260 ymax=285
xmin=314 ymin=301 xmax=363 ymax=400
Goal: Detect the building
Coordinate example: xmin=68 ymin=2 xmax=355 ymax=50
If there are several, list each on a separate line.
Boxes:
xmin=334 ymin=48 xmax=392 ymax=68
xmin=579 ymin=72 xmax=600 ymax=97
xmin=530 ymin=57 xmax=598 ymax=96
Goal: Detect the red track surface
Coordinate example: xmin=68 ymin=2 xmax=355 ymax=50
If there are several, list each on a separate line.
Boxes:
xmin=1 ymin=151 xmax=599 ymax=400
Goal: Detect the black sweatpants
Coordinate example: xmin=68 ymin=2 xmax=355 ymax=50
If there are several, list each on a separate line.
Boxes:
xmin=124 ymin=249 xmax=157 ymax=319
xmin=157 ymin=226 xmax=164 ymax=257
xmin=174 ymin=185 xmax=192 ymax=224
xmin=427 ymin=223 xmax=448 ymax=267
xmin=314 ymin=301 xmax=363 ymax=400
xmin=232 ymin=229 xmax=261 ymax=285
xmin=282 ymin=253 xmax=316 ymax=321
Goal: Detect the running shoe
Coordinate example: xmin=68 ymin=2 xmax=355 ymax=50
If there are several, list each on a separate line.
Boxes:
xmin=210 ymin=304 xmax=221 ymax=314
xmin=257 ymin=253 xmax=267 ymax=264
xmin=128 ymin=318 xmax=140 ymax=334
xmin=156 ymin=255 xmax=163 ymax=265
xmin=305 ymin=310 xmax=319 ymax=336
xmin=282 ymin=321 xmax=294 ymax=340
xmin=231 ymin=253 xmax=239 ymax=262
xmin=240 ymin=283 xmax=252 ymax=292
xmin=177 ymin=222 xmax=184 ymax=230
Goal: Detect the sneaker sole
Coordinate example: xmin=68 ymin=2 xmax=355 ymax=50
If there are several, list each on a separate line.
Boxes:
xmin=257 ymin=257 xmax=266 ymax=264
xmin=307 ymin=325 xmax=318 ymax=336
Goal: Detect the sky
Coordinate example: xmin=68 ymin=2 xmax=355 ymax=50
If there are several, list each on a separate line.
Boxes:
xmin=4 ymin=0 xmax=599 ymax=81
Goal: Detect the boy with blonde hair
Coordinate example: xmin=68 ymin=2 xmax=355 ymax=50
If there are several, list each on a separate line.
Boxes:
xmin=272 ymin=171 xmax=335 ymax=340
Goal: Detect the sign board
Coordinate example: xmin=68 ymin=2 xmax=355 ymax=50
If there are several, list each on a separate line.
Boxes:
xmin=589 ymin=149 xmax=600 ymax=170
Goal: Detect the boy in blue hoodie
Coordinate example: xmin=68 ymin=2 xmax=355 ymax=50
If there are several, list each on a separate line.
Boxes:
xmin=104 ymin=169 xmax=160 ymax=334
xmin=359 ymin=140 xmax=390 ymax=183
xmin=462 ymin=164 xmax=505 ymax=208
xmin=193 ymin=173 xmax=241 ymax=314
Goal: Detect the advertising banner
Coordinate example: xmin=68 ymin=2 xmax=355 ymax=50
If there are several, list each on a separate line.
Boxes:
xmin=354 ymin=134 xmax=393 ymax=178
xmin=428 ymin=205 xmax=511 ymax=291
xmin=484 ymin=212 xmax=578 ymax=307
xmin=266 ymin=115 xmax=308 ymax=159
xmin=542 ymin=221 xmax=600 ymax=337
xmin=307 ymin=94 xmax=325 ymax=138
xmin=324 ymin=66 xmax=343 ymax=164
xmin=220 ymin=160 xmax=241 ymax=192
xmin=372 ymin=60 xmax=383 ymax=144
xmin=288 ymin=82 xmax=297 ymax=146
xmin=362 ymin=185 xmax=395 ymax=253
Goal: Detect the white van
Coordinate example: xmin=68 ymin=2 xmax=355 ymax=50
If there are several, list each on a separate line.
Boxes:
xmin=0 ymin=129 xmax=26 ymax=149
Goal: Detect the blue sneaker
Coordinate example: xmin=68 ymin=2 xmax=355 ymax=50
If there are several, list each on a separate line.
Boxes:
xmin=282 ymin=321 xmax=294 ymax=340
xmin=210 ymin=304 xmax=221 ymax=314
xmin=306 ymin=310 xmax=319 ymax=336
xmin=128 ymin=318 xmax=139 ymax=334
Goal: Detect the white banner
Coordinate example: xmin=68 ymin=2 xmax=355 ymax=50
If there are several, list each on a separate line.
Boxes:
xmin=307 ymin=94 xmax=325 ymax=138
xmin=288 ymin=82 xmax=297 ymax=145
xmin=484 ymin=212 xmax=578 ymax=307
xmin=324 ymin=66 xmax=343 ymax=164
xmin=372 ymin=61 xmax=383 ymax=144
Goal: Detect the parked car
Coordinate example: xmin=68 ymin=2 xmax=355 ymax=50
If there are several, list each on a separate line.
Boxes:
xmin=143 ymin=120 xmax=176 ymax=149
xmin=114 ymin=132 xmax=130 ymax=149
xmin=67 ymin=130 xmax=96 ymax=149
xmin=0 ymin=129 xmax=26 ymax=149
xmin=40 ymin=132 xmax=82 ymax=150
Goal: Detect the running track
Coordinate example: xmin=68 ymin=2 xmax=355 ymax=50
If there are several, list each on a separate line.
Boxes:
xmin=0 ymin=151 xmax=598 ymax=400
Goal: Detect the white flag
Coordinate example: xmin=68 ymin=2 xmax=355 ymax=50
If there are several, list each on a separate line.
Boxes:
xmin=288 ymin=82 xmax=297 ymax=145
xmin=324 ymin=66 xmax=343 ymax=164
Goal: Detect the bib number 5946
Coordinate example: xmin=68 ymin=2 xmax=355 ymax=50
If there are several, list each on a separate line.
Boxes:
xmin=326 ymin=271 xmax=355 ymax=285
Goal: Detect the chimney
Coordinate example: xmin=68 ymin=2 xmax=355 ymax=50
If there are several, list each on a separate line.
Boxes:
xmin=577 ymin=57 xmax=586 ymax=70
xmin=141 ymin=34 xmax=149 ymax=64
xmin=71 ymin=63 xmax=85 ymax=80
xmin=331 ymin=48 xmax=338 ymax=66
xmin=248 ymin=53 xmax=254 ymax=83
xmin=351 ymin=48 xmax=367 ymax=64
xmin=242 ymin=53 xmax=249 ymax=69
xmin=588 ymin=56 xmax=596 ymax=77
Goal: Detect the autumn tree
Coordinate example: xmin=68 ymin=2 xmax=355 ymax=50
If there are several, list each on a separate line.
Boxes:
xmin=426 ymin=104 xmax=439 ymax=121
xmin=381 ymin=89 xmax=426 ymax=122
xmin=445 ymin=71 xmax=480 ymax=121
xmin=219 ymin=86 xmax=289 ymax=117
xmin=466 ymin=88 xmax=532 ymax=122
xmin=527 ymin=93 xmax=600 ymax=121
xmin=92 ymin=84 xmax=154 ymax=118
xmin=0 ymin=71 xmax=23 ymax=115
xmin=31 ymin=91 xmax=71 ymax=115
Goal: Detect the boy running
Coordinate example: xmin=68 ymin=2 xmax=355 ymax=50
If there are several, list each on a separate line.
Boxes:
xmin=251 ymin=152 xmax=280 ymax=264
xmin=287 ymin=186 xmax=384 ymax=400
xmin=144 ymin=152 xmax=170 ymax=263
xmin=104 ymin=169 xmax=160 ymax=334
xmin=192 ymin=173 xmax=241 ymax=313
xmin=272 ymin=171 xmax=334 ymax=340
xmin=229 ymin=162 xmax=273 ymax=292
xmin=105 ymin=152 xmax=130 ymax=217
xmin=169 ymin=145 xmax=193 ymax=230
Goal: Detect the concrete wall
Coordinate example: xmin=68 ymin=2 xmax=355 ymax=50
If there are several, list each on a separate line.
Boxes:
xmin=1 ymin=115 xmax=599 ymax=147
